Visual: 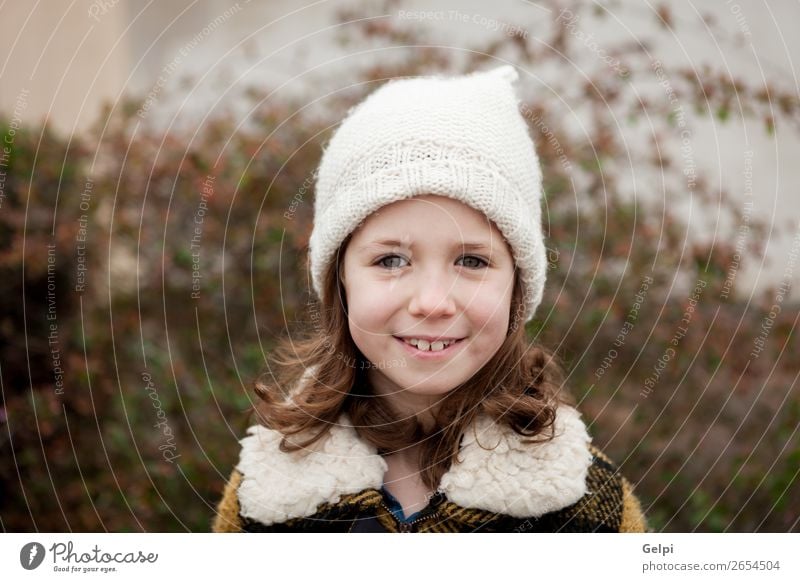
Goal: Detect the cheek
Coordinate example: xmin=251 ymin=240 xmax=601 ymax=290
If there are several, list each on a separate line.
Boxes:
xmin=346 ymin=286 xmax=392 ymax=332
xmin=469 ymin=311 xmax=510 ymax=348
xmin=465 ymin=281 xmax=513 ymax=326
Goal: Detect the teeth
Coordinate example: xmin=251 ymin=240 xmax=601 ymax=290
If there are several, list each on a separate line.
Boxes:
xmin=403 ymin=338 xmax=457 ymax=352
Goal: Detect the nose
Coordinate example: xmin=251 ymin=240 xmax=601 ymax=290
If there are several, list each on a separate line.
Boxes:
xmin=406 ymin=271 xmax=457 ymax=318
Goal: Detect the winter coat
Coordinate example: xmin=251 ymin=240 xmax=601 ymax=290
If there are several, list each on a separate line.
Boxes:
xmin=212 ymin=405 xmax=649 ymax=533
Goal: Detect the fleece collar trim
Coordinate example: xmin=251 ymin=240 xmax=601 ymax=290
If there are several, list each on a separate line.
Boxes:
xmin=235 ymin=405 xmax=592 ymax=526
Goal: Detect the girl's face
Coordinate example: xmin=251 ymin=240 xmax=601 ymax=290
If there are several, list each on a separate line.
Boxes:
xmin=341 ymin=194 xmax=515 ymax=418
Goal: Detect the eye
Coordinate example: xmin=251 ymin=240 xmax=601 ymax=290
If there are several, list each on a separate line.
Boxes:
xmin=458 ymin=255 xmax=489 ymax=269
xmin=375 ymin=254 xmax=409 ymax=269
xmin=374 ymin=254 xmax=489 ymax=270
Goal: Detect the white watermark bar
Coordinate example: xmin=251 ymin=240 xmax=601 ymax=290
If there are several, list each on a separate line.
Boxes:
xmin=2 ymin=533 xmax=797 ymax=580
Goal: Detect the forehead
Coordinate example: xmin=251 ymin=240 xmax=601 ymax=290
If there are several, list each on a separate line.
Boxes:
xmin=350 ymin=195 xmax=508 ymax=248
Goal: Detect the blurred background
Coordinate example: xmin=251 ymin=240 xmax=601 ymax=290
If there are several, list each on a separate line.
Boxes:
xmin=1 ymin=0 xmax=798 ymax=532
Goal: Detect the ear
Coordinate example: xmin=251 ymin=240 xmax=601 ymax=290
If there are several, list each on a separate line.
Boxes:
xmin=338 ymin=241 xmax=351 ymax=286
xmin=339 ymin=256 xmax=347 ymax=286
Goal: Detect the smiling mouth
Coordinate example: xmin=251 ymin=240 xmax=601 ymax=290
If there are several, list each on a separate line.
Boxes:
xmin=393 ymin=336 xmax=466 ymax=353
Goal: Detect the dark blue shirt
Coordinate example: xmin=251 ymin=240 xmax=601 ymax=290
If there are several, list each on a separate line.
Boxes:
xmin=380 ymin=486 xmax=425 ymax=523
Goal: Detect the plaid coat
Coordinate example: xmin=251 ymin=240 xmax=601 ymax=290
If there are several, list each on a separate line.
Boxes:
xmin=212 ymin=405 xmax=648 ymax=533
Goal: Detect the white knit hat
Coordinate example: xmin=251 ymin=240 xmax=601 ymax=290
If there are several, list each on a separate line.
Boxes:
xmin=308 ymin=65 xmax=548 ymax=323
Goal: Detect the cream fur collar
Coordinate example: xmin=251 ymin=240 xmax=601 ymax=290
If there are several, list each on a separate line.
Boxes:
xmin=235 ymin=405 xmax=593 ymax=526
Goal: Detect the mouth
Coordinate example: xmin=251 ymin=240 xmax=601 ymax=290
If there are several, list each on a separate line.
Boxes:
xmin=393 ymin=336 xmax=466 ymax=359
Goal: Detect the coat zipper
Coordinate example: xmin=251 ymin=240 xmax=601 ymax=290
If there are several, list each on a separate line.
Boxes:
xmin=380 ymin=490 xmax=445 ymax=533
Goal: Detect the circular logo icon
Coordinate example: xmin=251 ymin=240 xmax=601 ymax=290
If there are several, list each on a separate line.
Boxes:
xmin=20 ymin=542 xmax=46 ymax=570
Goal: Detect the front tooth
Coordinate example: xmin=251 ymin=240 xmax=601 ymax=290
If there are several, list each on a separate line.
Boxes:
xmin=403 ymin=338 xmax=456 ymax=350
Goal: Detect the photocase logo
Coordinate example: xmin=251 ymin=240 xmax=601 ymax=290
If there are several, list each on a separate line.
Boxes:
xmin=20 ymin=542 xmax=46 ymax=570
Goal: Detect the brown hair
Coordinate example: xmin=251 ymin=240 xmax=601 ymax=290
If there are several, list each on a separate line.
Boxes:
xmin=253 ymin=233 xmax=572 ymax=490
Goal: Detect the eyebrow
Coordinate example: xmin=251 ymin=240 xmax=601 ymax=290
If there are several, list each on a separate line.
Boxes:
xmin=361 ymin=239 xmax=495 ymax=252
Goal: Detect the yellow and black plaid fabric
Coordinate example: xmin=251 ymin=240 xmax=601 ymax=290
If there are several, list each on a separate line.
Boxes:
xmin=212 ymin=444 xmax=648 ymax=533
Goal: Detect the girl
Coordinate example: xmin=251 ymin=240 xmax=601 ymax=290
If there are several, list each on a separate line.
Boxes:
xmin=213 ymin=65 xmax=648 ymax=533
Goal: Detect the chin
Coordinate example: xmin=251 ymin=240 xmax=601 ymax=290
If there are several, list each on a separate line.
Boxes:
xmin=402 ymin=377 xmax=463 ymax=396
